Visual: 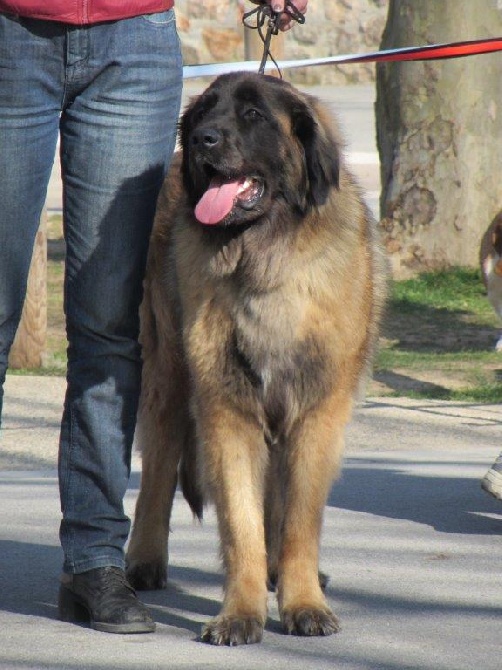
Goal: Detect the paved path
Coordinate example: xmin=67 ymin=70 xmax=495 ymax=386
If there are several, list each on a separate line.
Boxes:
xmin=0 ymin=375 xmax=500 ymax=670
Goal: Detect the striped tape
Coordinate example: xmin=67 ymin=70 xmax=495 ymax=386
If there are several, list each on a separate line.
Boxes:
xmin=182 ymin=37 xmax=502 ymax=79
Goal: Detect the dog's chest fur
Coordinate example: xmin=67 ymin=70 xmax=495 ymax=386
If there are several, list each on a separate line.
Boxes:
xmin=178 ymin=224 xmax=335 ymax=438
xmin=234 ymin=287 xmax=306 ymax=383
xmin=230 ymin=286 xmax=329 ymax=437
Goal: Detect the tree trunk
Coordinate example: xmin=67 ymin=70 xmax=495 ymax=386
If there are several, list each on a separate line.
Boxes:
xmin=376 ymin=0 xmax=502 ymax=278
xmin=9 ymin=212 xmax=47 ymax=369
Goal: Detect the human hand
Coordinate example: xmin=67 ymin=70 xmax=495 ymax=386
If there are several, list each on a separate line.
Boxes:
xmin=265 ymin=0 xmax=308 ymax=32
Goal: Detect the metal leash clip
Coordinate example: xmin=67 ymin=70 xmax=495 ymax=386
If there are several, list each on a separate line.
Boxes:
xmin=243 ymin=0 xmax=306 ymax=76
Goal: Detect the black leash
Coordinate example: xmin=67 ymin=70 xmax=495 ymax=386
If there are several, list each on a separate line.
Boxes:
xmin=242 ymin=0 xmax=306 ymax=77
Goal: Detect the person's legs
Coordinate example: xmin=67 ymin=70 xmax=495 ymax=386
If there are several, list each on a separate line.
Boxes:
xmin=0 ymin=14 xmax=62 ymax=425
xmin=58 ymin=11 xmax=182 ymax=576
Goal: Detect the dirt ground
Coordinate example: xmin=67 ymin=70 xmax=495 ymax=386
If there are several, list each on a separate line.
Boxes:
xmin=369 ymin=306 xmax=502 ymax=397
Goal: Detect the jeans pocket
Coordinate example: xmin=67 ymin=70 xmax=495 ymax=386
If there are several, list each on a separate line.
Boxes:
xmin=140 ymin=9 xmax=176 ymax=25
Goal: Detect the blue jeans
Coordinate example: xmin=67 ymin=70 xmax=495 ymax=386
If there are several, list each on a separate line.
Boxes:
xmin=0 ymin=12 xmax=182 ymax=573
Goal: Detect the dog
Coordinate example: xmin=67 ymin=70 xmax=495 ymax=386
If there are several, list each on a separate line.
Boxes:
xmin=480 ymin=214 xmax=502 ymax=351
xmin=125 ymin=72 xmax=387 ymax=645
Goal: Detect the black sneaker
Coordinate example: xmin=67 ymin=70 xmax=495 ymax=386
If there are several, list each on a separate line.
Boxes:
xmin=481 ymin=452 xmax=502 ymax=501
xmin=58 ymin=566 xmax=156 ymax=634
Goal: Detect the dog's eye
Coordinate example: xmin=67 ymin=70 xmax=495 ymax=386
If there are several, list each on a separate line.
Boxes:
xmin=243 ymin=108 xmax=263 ymax=121
xmin=191 ymin=106 xmax=207 ymax=124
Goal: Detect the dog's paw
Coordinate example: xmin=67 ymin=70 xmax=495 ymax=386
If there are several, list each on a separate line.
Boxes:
xmin=282 ymin=607 xmax=340 ymax=637
xmin=126 ymin=559 xmax=167 ymax=591
xmin=201 ymin=615 xmax=264 ymax=646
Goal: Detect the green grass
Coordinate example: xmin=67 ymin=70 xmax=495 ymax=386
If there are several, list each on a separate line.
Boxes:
xmin=376 ymin=348 xmax=502 ymax=368
xmin=398 ymin=384 xmax=502 ymax=403
xmin=390 ymin=268 xmax=495 ymax=321
xmin=374 ymin=267 xmax=502 ymax=402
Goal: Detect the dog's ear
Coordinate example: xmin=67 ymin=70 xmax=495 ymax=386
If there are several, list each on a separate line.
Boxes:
xmin=291 ymin=99 xmax=340 ymax=208
xmin=179 ymin=97 xmax=198 ymax=192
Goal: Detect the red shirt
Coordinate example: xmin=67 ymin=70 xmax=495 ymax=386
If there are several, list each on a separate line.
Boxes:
xmin=0 ymin=1 xmax=174 ymax=24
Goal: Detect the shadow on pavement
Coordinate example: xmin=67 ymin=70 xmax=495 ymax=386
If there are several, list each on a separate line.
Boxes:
xmin=0 ymin=459 xmax=500 ymax=642
xmin=329 ymin=458 xmax=501 ymax=534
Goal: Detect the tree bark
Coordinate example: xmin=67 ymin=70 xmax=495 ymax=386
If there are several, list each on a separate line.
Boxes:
xmin=9 ymin=213 xmax=47 ymax=369
xmin=376 ymin=0 xmax=502 ymax=278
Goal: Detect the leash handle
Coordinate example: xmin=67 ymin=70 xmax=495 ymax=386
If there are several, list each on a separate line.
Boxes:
xmin=243 ymin=1 xmax=305 ymax=76
xmin=247 ymin=0 xmax=306 ymax=25
xmin=258 ymin=9 xmax=280 ymax=75
xmin=282 ymin=0 xmax=306 ymax=26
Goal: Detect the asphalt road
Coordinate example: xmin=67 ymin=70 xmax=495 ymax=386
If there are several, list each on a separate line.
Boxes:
xmin=0 ymin=376 xmax=501 ymax=670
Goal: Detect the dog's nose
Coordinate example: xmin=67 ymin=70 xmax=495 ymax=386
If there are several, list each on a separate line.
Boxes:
xmin=191 ymin=128 xmax=222 ymax=148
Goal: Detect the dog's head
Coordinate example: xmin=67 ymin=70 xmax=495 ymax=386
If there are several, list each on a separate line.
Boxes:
xmin=180 ymin=72 xmax=340 ymax=227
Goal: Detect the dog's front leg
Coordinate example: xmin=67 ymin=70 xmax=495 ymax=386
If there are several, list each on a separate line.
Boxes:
xmin=197 ymin=403 xmax=269 ymax=646
xmin=278 ymin=392 xmax=352 ymax=637
xmin=126 ymin=376 xmax=188 ymax=591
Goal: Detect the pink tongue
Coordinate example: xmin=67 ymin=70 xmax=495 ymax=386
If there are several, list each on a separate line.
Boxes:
xmin=195 ymin=177 xmax=244 ymax=225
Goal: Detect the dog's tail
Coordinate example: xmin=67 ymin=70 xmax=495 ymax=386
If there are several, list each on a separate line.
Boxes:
xmin=179 ymin=423 xmax=204 ymax=521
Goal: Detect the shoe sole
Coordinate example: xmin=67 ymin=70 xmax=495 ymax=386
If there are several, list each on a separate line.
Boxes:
xmin=92 ymin=620 xmax=156 ymax=634
xmin=481 ymin=469 xmax=502 ymax=500
xmin=58 ymin=585 xmax=156 ymax=634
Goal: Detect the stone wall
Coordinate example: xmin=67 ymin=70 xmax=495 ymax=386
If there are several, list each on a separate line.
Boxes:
xmin=175 ymin=0 xmax=388 ymax=85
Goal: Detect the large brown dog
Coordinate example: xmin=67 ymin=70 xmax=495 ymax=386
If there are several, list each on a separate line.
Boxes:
xmin=126 ymin=72 xmax=387 ymax=645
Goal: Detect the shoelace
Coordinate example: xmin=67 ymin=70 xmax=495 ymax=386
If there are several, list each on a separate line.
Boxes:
xmin=97 ymin=567 xmax=136 ymax=596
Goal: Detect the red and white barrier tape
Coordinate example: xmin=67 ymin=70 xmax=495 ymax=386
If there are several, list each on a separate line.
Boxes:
xmin=182 ymin=37 xmax=502 ymax=79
